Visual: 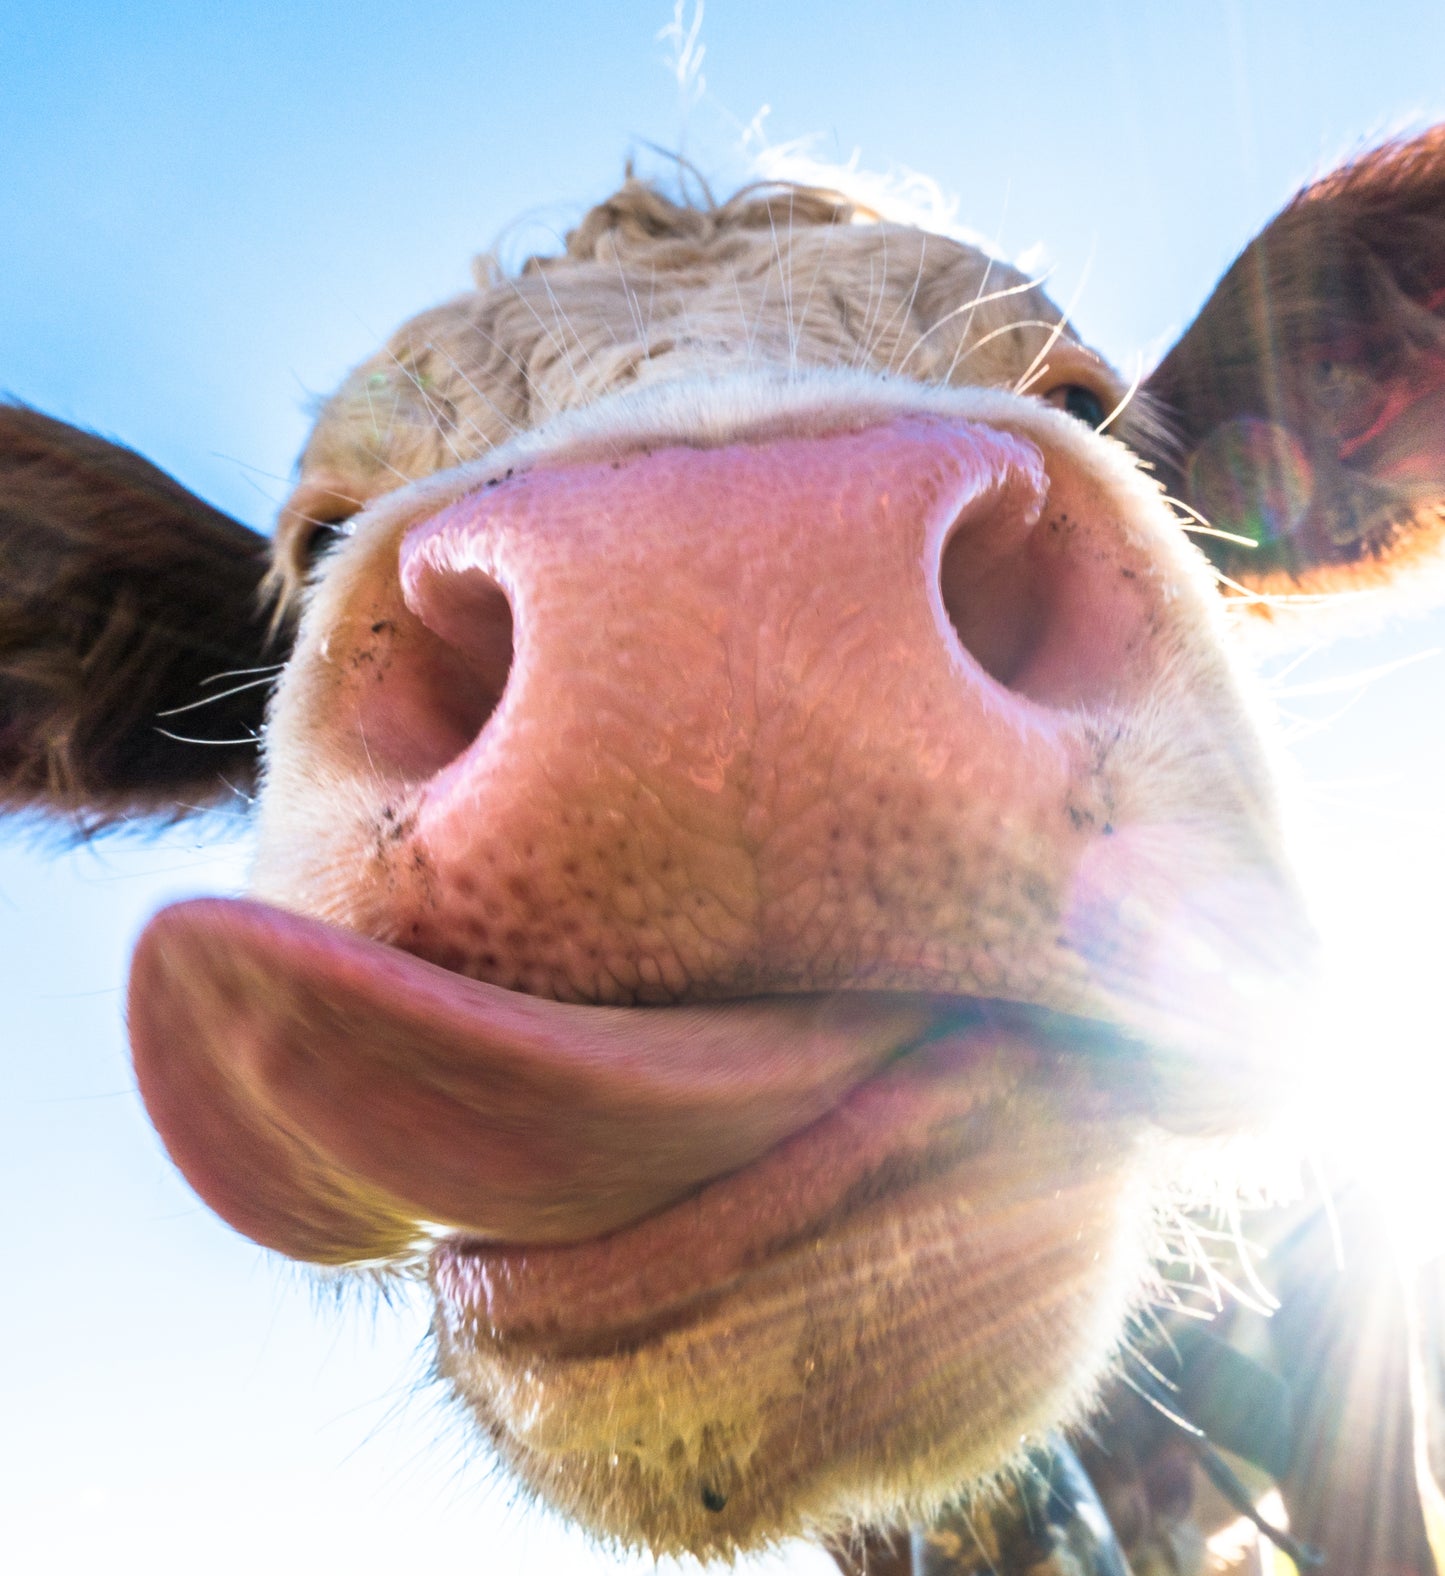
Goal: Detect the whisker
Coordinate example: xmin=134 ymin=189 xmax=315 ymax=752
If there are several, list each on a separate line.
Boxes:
xmin=533 ymin=268 xmax=616 ymax=400
xmin=1270 ymin=647 xmax=1440 ymax=699
xmin=1278 ymin=696 xmax=1378 ymax=745
xmin=946 ymin=316 xmax=1077 ymax=379
xmin=217 ymin=773 xmax=256 ymax=807
xmin=765 ymin=201 xmax=798 ymax=375
xmin=857 ymin=235 xmax=925 ymax=373
xmin=290 ymin=493 xmax=368 ymax=531
xmin=1222 ymin=1200 xmax=1279 ymax=1312
xmin=200 ymin=663 xmax=285 ymax=685
xmin=895 ymin=267 xmax=1052 ymax=384
xmin=1116 ymin=1366 xmax=1204 ymax=1435
xmin=897 ymin=272 xmax=1051 ymax=380
xmin=1212 ymin=568 xmax=1350 ymax=607
xmin=236 ymin=473 xmax=287 ymax=511
xmin=1123 ymin=1338 xmax=1185 ymax=1397
xmin=156 ymin=673 xmax=282 ymax=718
xmin=418 ymin=339 xmax=520 ymax=450
xmin=153 ymin=726 xmax=261 ymax=747
xmin=788 ymin=208 xmax=837 ymax=368
xmin=1161 ymin=493 xmax=1259 ymax=548
xmin=497 ymin=275 xmax=589 ymax=411
xmin=731 ymin=261 xmax=765 ymax=364
xmin=1012 ymin=359 xmax=1054 ymax=398
xmin=1011 ymin=256 xmax=1090 ymax=399
xmin=465 ymin=314 xmax=562 ymax=425
xmin=850 ymin=242 xmax=889 ymax=373
xmin=1144 ymin=1291 xmax=1226 ymax=1321
xmin=612 ymin=250 xmax=649 ymax=347
xmin=207 ymin=452 xmax=296 ymax=488
xmin=1095 ymin=352 xmax=1143 ymax=435
xmin=387 ymin=342 xmax=467 ymax=467
xmin=879 ymin=242 xmax=931 ymax=377
xmin=360 ymin=366 xmax=428 ymax=487
xmin=1263 ymin=641 xmax=1327 ymax=686
xmin=1173 ymin=1210 xmax=1275 ymax=1317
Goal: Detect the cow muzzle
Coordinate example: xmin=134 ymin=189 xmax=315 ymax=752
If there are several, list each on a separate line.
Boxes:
xmin=311 ymin=413 xmax=1157 ymax=1006
xmin=130 ymin=400 xmax=1312 ymax=1269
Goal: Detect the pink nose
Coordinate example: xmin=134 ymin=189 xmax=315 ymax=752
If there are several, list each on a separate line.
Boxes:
xmin=349 ymin=415 xmax=1157 ymax=1005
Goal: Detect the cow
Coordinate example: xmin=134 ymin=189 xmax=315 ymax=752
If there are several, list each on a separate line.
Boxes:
xmin=5 ymin=131 xmax=1445 ymax=1573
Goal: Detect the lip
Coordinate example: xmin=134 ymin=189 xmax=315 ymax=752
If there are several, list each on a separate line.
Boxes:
xmin=127 ymin=897 xmax=1156 ymax=1282
xmin=433 ymin=1007 xmax=1156 ymax=1357
xmin=126 ymin=898 xmax=983 ymax=1261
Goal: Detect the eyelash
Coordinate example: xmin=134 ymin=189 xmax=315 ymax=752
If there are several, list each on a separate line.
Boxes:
xmin=302 ymin=519 xmax=354 ymax=565
xmin=1043 ymin=384 xmax=1108 ymax=428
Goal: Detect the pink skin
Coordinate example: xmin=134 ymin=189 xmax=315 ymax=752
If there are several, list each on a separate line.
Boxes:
xmin=131 ymin=416 xmax=1171 ymax=1263
xmin=322 ymin=415 xmax=1154 ymax=1003
xmin=128 ymin=896 xmax=943 ymax=1261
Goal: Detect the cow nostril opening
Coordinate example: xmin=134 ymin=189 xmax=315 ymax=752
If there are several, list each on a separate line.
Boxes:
xmin=938 ymin=510 xmax=1048 ymax=691
xmin=939 ymin=469 xmax=1156 ymax=711
xmin=408 ymin=567 xmax=515 ymax=703
xmin=406 ymin=566 xmax=515 ymax=743
xmin=356 ymin=567 xmax=514 ymax=782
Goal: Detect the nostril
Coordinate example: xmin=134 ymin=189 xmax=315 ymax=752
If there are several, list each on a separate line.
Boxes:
xmin=406 ymin=565 xmax=515 ymax=710
xmin=936 ymin=455 xmax=1156 ymax=712
xmin=389 ymin=564 xmax=514 ymax=772
xmin=938 ymin=510 xmax=1047 ymax=691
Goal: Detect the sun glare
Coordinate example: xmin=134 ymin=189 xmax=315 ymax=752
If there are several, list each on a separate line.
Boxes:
xmin=1284 ymin=740 xmax=1445 ymax=1269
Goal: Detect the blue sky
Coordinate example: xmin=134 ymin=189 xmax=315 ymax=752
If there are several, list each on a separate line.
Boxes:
xmin=4 ymin=3 xmax=1445 ymax=1572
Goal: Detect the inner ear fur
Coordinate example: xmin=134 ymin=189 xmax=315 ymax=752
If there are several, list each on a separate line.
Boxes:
xmin=0 ymin=404 xmax=283 ymax=828
xmin=1146 ymin=126 xmax=1445 ymax=606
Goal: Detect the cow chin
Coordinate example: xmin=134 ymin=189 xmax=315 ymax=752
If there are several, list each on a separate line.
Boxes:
xmin=433 ymin=1110 xmax=1152 ymax=1558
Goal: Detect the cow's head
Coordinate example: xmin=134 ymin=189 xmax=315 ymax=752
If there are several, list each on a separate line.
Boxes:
xmin=5 ymin=136 xmax=1445 ymax=1558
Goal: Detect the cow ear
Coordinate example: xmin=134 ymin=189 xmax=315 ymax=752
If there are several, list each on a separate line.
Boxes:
xmin=1145 ymin=127 xmax=1445 ymax=612
xmin=0 ymin=404 xmax=284 ymax=829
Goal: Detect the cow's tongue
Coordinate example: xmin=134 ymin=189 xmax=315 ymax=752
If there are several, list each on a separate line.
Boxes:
xmin=127 ymin=898 xmax=939 ymax=1264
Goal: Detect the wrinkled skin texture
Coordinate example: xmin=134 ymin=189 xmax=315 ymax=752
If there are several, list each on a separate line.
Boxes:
xmin=10 ymin=142 xmax=1445 ymax=1572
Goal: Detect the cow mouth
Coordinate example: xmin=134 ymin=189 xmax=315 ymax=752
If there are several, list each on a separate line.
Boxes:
xmin=127 ymin=897 xmax=1157 ymax=1333
xmin=433 ymin=1013 xmax=1153 ymax=1358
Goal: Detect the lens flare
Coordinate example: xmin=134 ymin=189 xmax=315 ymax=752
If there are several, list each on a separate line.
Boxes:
xmin=1286 ymin=791 xmax=1445 ymax=1267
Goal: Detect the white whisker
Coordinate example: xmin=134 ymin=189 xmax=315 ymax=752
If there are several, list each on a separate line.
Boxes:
xmin=764 ymin=200 xmax=798 ymax=376
xmin=156 ymin=674 xmax=281 ymax=718
xmin=534 ymin=266 xmax=616 ymax=398
xmin=788 ymin=207 xmax=837 ymax=368
xmin=1161 ymin=493 xmax=1260 ymax=548
xmin=896 ymin=273 xmax=1046 ymax=378
xmin=420 ymin=339 xmax=521 ymax=449
xmin=948 ymin=316 xmax=1080 ymax=378
xmin=850 ymin=242 xmax=888 ymax=372
xmin=1095 ymin=352 xmax=1143 ymax=435
xmin=153 ymin=726 xmax=260 ymax=746
xmin=200 ymin=663 xmax=285 ymax=684
xmin=880 ymin=242 xmax=931 ymax=377
xmin=498 ymin=274 xmax=590 ymax=410
xmin=1269 ymin=647 xmax=1440 ymax=699
xmin=1011 ymin=247 xmax=1092 ymax=399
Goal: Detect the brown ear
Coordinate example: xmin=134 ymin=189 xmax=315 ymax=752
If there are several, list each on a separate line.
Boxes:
xmin=1146 ymin=127 xmax=1445 ymax=606
xmin=0 ymin=405 xmax=283 ymax=828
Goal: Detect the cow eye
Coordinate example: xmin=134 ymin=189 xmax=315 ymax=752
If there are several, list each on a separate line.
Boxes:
xmin=302 ymin=519 xmax=353 ymax=565
xmin=1043 ymin=383 xmax=1109 ymax=428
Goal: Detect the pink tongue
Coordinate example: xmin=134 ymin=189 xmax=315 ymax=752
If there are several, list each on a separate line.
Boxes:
xmin=128 ymin=899 xmax=937 ymax=1264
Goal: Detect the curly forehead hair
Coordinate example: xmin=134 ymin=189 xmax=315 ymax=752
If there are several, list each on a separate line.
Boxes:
xmin=542 ymin=176 xmax=862 ymax=266
xmin=275 ymin=178 xmax=1099 ymax=599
